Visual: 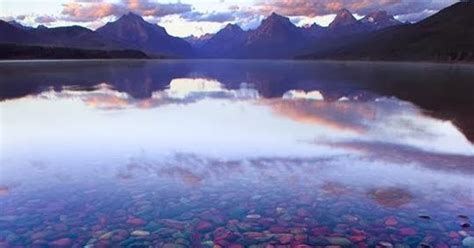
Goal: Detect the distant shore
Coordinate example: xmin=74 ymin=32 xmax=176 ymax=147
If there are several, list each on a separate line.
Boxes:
xmin=1 ymin=55 xmax=473 ymax=66
xmin=0 ymin=44 xmax=149 ymax=60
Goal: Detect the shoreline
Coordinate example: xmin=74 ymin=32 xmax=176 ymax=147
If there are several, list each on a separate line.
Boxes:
xmin=1 ymin=58 xmax=473 ymax=66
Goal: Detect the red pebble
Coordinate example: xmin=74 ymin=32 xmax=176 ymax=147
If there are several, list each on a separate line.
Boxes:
xmin=350 ymin=235 xmax=367 ymax=242
xmin=269 ymin=226 xmax=288 ymax=233
xmin=384 ymin=216 xmax=398 ymax=226
xmin=277 ymin=234 xmax=293 ymax=244
xmin=399 ymin=227 xmax=417 ymax=236
xmin=448 ymin=231 xmax=460 ymax=239
xmin=195 ymin=220 xmax=213 ymax=232
xmin=126 ymin=217 xmax=146 ymax=226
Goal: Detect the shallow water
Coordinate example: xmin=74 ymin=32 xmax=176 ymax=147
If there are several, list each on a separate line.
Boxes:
xmin=0 ymin=60 xmax=473 ymax=248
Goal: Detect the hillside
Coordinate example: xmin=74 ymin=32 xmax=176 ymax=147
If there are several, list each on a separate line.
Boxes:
xmin=0 ymin=43 xmax=148 ymax=60
xmin=300 ymin=1 xmax=474 ymax=62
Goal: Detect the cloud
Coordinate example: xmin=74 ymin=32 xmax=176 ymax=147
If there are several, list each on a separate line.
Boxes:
xmin=124 ymin=0 xmax=191 ymax=17
xmin=1 ymin=15 xmax=25 ymax=22
xmin=157 ymin=15 xmax=226 ymax=37
xmin=60 ymin=0 xmax=192 ymax=22
xmin=182 ymin=11 xmax=236 ymax=23
xmin=255 ymin=0 xmax=457 ymax=18
xmin=61 ymin=1 xmax=121 ymax=22
xmin=34 ymin=15 xmax=57 ymax=24
xmin=395 ymin=9 xmax=438 ymax=23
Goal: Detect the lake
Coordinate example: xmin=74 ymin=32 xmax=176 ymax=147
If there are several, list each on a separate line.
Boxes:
xmin=0 ymin=60 xmax=473 ymax=248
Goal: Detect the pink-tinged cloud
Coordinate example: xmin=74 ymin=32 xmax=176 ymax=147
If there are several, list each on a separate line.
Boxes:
xmin=256 ymin=0 xmax=456 ymax=18
xmin=60 ymin=0 xmax=192 ymax=22
xmin=61 ymin=1 xmax=120 ymax=22
xmin=124 ymin=0 xmax=191 ymax=17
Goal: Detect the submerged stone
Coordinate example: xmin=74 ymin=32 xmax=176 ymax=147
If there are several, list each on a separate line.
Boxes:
xmin=418 ymin=214 xmax=431 ymax=220
xmin=276 ymin=233 xmax=293 ymax=244
xmin=99 ymin=232 xmax=114 ymax=240
xmin=131 ymin=230 xmax=150 ymax=236
xmin=385 ymin=216 xmax=398 ymax=226
xmin=246 ymin=214 xmax=262 ymax=219
xmin=399 ymin=227 xmax=417 ymax=236
xmin=378 ymin=241 xmax=394 ymax=248
xmin=195 ymin=220 xmax=213 ymax=232
xmin=50 ymin=238 xmax=72 ymax=247
xmin=463 ymin=237 xmax=474 ymax=248
xmin=126 ymin=217 xmax=146 ymax=226
xmin=326 ymin=237 xmax=352 ymax=247
xmin=461 ymin=223 xmax=471 ymax=228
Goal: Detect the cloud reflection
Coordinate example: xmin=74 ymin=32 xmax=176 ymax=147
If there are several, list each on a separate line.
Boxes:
xmin=265 ymin=99 xmax=370 ymax=133
xmin=9 ymin=78 xmax=474 ymax=159
xmin=0 ymin=186 xmax=10 ymax=197
xmin=3 ymin=78 xmax=473 ymax=180
xmin=35 ymin=79 xmax=260 ymax=110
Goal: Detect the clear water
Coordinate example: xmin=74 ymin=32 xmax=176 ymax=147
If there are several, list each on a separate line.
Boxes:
xmin=0 ymin=60 xmax=473 ymax=248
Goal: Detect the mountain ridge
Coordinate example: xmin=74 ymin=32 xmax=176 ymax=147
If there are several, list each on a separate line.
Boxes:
xmin=299 ymin=1 xmax=474 ymax=62
xmin=96 ymin=12 xmax=192 ymax=57
xmin=2 ymin=2 xmax=471 ymax=62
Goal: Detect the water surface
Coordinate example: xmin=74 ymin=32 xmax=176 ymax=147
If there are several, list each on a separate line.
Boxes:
xmin=1 ymin=60 xmax=473 ymax=248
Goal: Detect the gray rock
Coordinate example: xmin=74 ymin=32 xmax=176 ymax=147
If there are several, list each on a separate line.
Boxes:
xmin=463 ymin=237 xmax=474 ymax=248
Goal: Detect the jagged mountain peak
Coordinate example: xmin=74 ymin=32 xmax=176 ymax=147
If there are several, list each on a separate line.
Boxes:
xmin=329 ymin=8 xmax=357 ymax=28
xmin=8 ymin=20 xmax=32 ymax=30
xmin=99 ymin=11 xmax=167 ymax=35
xmin=222 ymin=23 xmax=244 ymax=32
xmin=120 ymin=12 xmax=144 ymax=21
xmin=363 ymin=10 xmax=396 ymax=22
xmin=337 ymin=8 xmax=353 ymax=16
xmin=308 ymin=23 xmax=323 ymax=29
xmin=257 ymin=11 xmax=298 ymax=34
xmin=264 ymin=12 xmax=291 ymax=23
xmin=269 ymin=12 xmax=285 ymax=18
xmin=95 ymin=12 xmax=192 ymax=56
xmin=360 ymin=10 xmax=401 ymax=29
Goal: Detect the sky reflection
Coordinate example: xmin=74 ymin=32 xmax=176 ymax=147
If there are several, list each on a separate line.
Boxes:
xmin=1 ymin=78 xmax=473 ymax=183
xmin=1 ymin=75 xmax=474 ymax=247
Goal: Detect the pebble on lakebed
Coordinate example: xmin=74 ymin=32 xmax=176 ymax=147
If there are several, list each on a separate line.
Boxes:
xmin=463 ymin=237 xmax=474 ymax=248
xmin=418 ymin=214 xmax=431 ymax=220
xmin=1 ymin=178 xmax=473 ymax=247
xmin=245 ymin=214 xmax=261 ymax=219
xmin=131 ymin=230 xmax=150 ymax=236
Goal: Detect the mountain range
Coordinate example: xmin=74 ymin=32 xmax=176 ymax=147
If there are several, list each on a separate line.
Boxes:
xmin=300 ymin=1 xmax=474 ymax=62
xmin=0 ymin=1 xmax=472 ymax=61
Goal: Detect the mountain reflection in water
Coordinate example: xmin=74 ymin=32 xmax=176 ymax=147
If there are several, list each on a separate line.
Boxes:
xmin=1 ymin=60 xmax=473 ymax=141
xmin=1 ymin=61 xmax=474 ymax=248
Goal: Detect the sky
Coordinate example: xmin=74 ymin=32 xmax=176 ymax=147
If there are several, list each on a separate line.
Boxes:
xmin=0 ymin=0 xmax=458 ymax=37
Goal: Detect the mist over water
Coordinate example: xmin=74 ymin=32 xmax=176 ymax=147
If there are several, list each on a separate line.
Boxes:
xmin=1 ymin=60 xmax=473 ymax=248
